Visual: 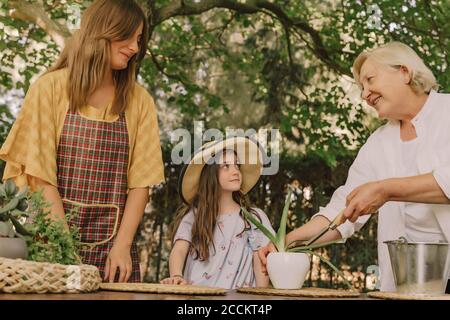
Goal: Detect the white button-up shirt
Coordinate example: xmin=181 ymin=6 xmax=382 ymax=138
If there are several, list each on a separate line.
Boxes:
xmin=314 ymin=91 xmax=450 ymax=292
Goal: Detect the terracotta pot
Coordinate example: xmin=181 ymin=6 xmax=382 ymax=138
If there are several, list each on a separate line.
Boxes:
xmin=267 ymin=252 xmax=310 ymax=289
xmin=0 ymin=237 xmax=28 ymax=259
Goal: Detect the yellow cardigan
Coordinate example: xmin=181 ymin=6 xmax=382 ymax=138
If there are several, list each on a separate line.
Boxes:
xmin=0 ymin=68 xmax=165 ymax=191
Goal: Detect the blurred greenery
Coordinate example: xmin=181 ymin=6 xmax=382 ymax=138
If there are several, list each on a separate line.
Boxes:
xmin=1 ymin=0 xmax=449 ymax=291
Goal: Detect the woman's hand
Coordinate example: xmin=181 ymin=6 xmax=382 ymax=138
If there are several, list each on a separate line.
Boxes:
xmin=343 ymin=181 xmax=388 ymax=223
xmin=160 ymin=275 xmax=188 ymax=285
xmin=104 ymin=243 xmax=133 ymax=283
xmin=257 ymin=242 xmax=277 ymax=275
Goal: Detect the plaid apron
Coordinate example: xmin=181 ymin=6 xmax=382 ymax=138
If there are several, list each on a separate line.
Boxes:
xmin=57 ymin=110 xmax=140 ymax=282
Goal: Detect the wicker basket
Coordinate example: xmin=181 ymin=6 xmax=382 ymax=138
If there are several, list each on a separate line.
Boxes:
xmin=0 ymin=257 xmax=101 ymax=293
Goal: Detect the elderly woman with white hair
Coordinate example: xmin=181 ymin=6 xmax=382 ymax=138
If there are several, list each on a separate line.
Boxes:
xmin=259 ymin=41 xmax=450 ymax=292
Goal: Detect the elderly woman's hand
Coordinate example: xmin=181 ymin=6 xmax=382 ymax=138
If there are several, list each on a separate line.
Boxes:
xmin=343 ymin=181 xmax=389 ymax=223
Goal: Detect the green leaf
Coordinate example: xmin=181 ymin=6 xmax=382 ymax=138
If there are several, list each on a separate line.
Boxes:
xmin=15 ymin=185 xmax=29 ymax=200
xmin=241 ymin=207 xmax=280 ymax=250
xmin=10 ymin=215 xmax=32 ymax=236
xmin=0 ymin=221 xmax=13 ymax=237
xmin=275 ymin=188 xmax=293 ymax=252
xmin=4 ymin=179 xmax=17 ymax=196
xmin=287 ymin=239 xmax=344 ymax=252
xmin=303 ymin=249 xmax=354 ymax=291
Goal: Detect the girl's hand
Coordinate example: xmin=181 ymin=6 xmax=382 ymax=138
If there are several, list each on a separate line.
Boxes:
xmin=258 ymin=243 xmax=277 ymax=275
xmin=104 ymin=244 xmax=133 ymax=283
xmin=160 ymin=275 xmax=187 ymax=285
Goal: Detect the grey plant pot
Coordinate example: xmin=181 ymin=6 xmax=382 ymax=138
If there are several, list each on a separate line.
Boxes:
xmin=0 ymin=237 xmax=28 ymax=259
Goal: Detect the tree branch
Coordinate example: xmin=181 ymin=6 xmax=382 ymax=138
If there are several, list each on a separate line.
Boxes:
xmin=8 ymin=0 xmax=71 ymax=48
xmin=283 ymin=25 xmax=294 ymax=71
xmin=146 ymin=0 xmax=157 ymax=35
xmin=7 ymin=0 xmax=349 ymax=77
xmin=153 ymin=0 xmax=350 ymax=76
xmin=153 ymin=0 xmax=259 ymax=24
xmin=147 ymin=48 xmax=190 ymax=87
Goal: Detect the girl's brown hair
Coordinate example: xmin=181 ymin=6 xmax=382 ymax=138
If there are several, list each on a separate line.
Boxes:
xmin=171 ymin=151 xmax=262 ymax=261
xmin=46 ymin=0 xmax=148 ymax=114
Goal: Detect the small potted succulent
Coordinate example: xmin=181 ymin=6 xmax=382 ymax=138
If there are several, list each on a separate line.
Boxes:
xmin=242 ymin=187 xmax=353 ymax=290
xmin=0 ymin=180 xmax=32 ymax=259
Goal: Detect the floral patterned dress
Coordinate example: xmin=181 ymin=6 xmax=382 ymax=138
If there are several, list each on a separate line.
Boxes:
xmin=173 ymin=208 xmax=274 ymax=289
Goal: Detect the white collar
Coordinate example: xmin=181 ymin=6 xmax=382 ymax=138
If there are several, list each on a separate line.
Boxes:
xmin=410 ymin=90 xmax=437 ymax=125
xmin=386 ymin=90 xmax=437 ymax=133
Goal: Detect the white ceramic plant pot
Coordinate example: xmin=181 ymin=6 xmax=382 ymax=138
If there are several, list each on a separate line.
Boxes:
xmin=267 ymin=252 xmax=310 ymax=289
xmin=0 ymin=237 xmax=28 ymax=259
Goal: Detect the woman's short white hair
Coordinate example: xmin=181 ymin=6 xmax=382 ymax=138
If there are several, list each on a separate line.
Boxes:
xmin=352 ymin=41 xmax=438 ymax=94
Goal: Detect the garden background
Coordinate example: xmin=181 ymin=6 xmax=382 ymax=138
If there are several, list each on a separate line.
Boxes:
xmin=1 ymin=0 xmax=449 ymax=291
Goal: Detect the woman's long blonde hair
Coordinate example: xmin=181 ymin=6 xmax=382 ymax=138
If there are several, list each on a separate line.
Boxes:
xmin=46 ymin=0 xmax=148 ymax=114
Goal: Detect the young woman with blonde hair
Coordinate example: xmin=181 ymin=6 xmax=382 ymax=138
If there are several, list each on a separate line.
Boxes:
xmin=0 ymin=0 xmax=165 ymax=283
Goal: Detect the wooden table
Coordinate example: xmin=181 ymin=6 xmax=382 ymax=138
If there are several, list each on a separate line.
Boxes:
xmin=1 ymin=290 xmax=432 ymax=320
xmin=0 ymin=290 xmax=371 ymax=300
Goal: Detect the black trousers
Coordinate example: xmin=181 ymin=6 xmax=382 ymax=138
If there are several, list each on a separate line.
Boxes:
xmin=446 ymin=280 xmax=450 ymax=294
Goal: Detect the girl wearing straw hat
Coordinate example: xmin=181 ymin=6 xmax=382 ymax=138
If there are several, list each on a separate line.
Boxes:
xmin=0 ymin=0 xmax=164 ymax=283
xmin=160 ymin=137 xmax=274 ymax=289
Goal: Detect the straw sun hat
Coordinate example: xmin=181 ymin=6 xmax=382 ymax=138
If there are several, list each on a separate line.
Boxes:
xmin=179 ymin=136 xmax=264 ymax=204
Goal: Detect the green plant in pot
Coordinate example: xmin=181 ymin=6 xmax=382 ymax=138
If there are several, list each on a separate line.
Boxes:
xmin=242 ymin=187 xmax=353 ymax=290
xmin=0 ymin=179 xmax=82 ymax=265
xmin=0 ymin=180 xmax=32 ymax=259
xmin=24 ymin=189 xmax=82 ymax=265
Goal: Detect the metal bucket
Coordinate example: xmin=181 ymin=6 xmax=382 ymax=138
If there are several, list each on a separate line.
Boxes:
xmin=384 ymin=238 xmax=450 ymax=295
